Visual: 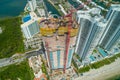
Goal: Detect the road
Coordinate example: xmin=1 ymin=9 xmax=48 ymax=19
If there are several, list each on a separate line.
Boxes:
xmin=0 ymin=57 xmax=25 ymax=67
xmin=0 ymin=48 xmax=44 ymax=68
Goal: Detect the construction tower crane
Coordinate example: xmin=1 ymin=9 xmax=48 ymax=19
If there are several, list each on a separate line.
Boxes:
xmin=63 ymin=4 xmax=83 ymax=73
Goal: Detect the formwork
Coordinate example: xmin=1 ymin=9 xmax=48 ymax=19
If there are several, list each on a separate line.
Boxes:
xmin=39 ymin=17 xmax=79 ymax=73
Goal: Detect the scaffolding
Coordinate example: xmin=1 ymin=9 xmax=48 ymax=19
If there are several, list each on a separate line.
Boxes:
xmin=40 ymin=26 xmax=78 ymax=37
xmin=40 ymin=27 xmax=55 ymax=36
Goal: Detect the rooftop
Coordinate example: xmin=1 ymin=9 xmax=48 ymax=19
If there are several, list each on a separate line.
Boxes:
xmin=76 ymin=8 xmax=105 ymax=23
xmin=21 ymin=19 xmax=36 ymax=28
xmin=111 ymin=4 xmax=120 ymax=11
xmin=39 ymin=17 xmax=78 ymax=37
xmin=39 ymin=17 xmax=78 ymax=51
xmin=29 ymin=55 xmax=43 ymax=78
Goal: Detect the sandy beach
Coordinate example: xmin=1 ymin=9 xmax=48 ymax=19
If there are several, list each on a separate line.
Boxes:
xmin=76 ymin=58 xmax=120 ymax=80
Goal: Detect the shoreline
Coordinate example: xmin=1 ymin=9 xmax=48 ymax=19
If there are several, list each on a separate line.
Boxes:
xmin=76 ymin=58 xmax=120 ymax=80
xmin=0 ymin=11 xmax=24 ymax=21
xmin=0 ymin=16 xmax=21 ymax=21
xmin=0 ymin=0 xmax=27 ymax=19
xmin=0 ymin=16 xmax=15 ymax=20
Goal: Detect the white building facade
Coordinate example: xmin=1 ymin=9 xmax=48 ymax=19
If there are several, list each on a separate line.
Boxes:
xmin=28 ymin=0 xmax=37 ymax=11
xmin=21 ymin=20 xmax=39 ymax=39
xmin=75 ymin=8 xmax=106 ymax=60
xmin=99 ymin=4 xmax=120 ymax=51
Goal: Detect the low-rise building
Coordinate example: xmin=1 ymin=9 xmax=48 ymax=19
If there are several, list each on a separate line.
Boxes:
xmin=28 ymin=55 xmax=47 ymax=80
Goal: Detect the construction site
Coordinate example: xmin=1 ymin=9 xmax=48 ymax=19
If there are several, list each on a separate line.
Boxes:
xmin=38 ymin=9 xmax=79 ymax=74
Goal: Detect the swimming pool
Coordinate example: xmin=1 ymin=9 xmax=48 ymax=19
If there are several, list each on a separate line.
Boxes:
xmin=22 ymin=14 xmax=31 ymax=23
xmin=98 ymin=48 xmax=108 ymax=57
xmin=90 ymin=55 xmax=95 ymax=61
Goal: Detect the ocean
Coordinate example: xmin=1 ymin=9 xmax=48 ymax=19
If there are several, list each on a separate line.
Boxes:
xmin=0 ymin=0 xmax=27 ymax=18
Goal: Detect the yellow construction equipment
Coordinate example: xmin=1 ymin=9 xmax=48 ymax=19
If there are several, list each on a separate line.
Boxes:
xmin=58 ymin=27 xmax=68 ymax=35
xmin=70 ymin=28 xmax=78 ymax=37
xmin=40 ymin=27 xmax=55 ymax=36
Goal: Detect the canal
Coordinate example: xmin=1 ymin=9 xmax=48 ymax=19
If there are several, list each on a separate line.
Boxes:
xmin=92 ymin=0 xmax=107 ymax=8
xmin=92 ymin=0 xmax=120 ymax=9
xmin=68 ymin=0 xmax=82 ymax=9
xmin=43 ymin=0 xmax=61 ymax=17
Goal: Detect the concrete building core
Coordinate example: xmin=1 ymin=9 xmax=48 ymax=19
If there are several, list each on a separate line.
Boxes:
xmin=39 ymin=17 xmax=78 ymax=71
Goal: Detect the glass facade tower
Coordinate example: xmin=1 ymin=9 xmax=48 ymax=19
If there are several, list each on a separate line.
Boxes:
xmin=99 ymin=4 xmax=120 ymax=51
xmin=75 ymin=9 xmax=105 ymax=60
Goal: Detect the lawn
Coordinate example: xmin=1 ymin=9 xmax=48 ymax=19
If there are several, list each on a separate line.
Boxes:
xmin=90 ymin=58 xmax=111 ymax=69
xmin=73 ymin=53 xmax=120 ymax=73
xmin=78 ymin=65 xmax=90 ymax=73
xmin=75 ymin=54 xmax=82 ymax=62
xmin=72 ymin=59 xmax=78 ymax=70
xmin=0 ymin=60 xmax=34 ymax=80
xmin=116 ymin=53 xmax=120 ymax=58
xmin=0 ymin=17 xmax=24 ymax=58
xmin=41 ymin=62 xmax=47 ymax=75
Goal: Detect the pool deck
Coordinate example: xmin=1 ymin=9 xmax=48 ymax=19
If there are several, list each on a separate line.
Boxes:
xmin=98 ymin=48 xmax=108 ymax=57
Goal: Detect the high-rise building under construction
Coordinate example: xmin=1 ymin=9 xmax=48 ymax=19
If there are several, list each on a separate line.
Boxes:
xmin=39 ymin=16 xmax=78 ymax=72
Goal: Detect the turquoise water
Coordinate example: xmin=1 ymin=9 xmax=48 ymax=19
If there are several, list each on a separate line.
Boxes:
xmin=22 ymin=15 xmax=31 ymax=23
xmin=92 ymin=0 xmax=120 ymax=9
xmin=0 ymin=0 xmax=27 ymax=18
xmin=0 ymin=0 xmax=61 ymax=18
xmin=43 ymin=0 xmax=61 ymax=17
xmin=90 ymin=55 xmax=95 ymax=61
xmin=98 ymin=48 xmax=108 ymax=57
xmin=68 ymin=0 xmax=81 ymax=9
